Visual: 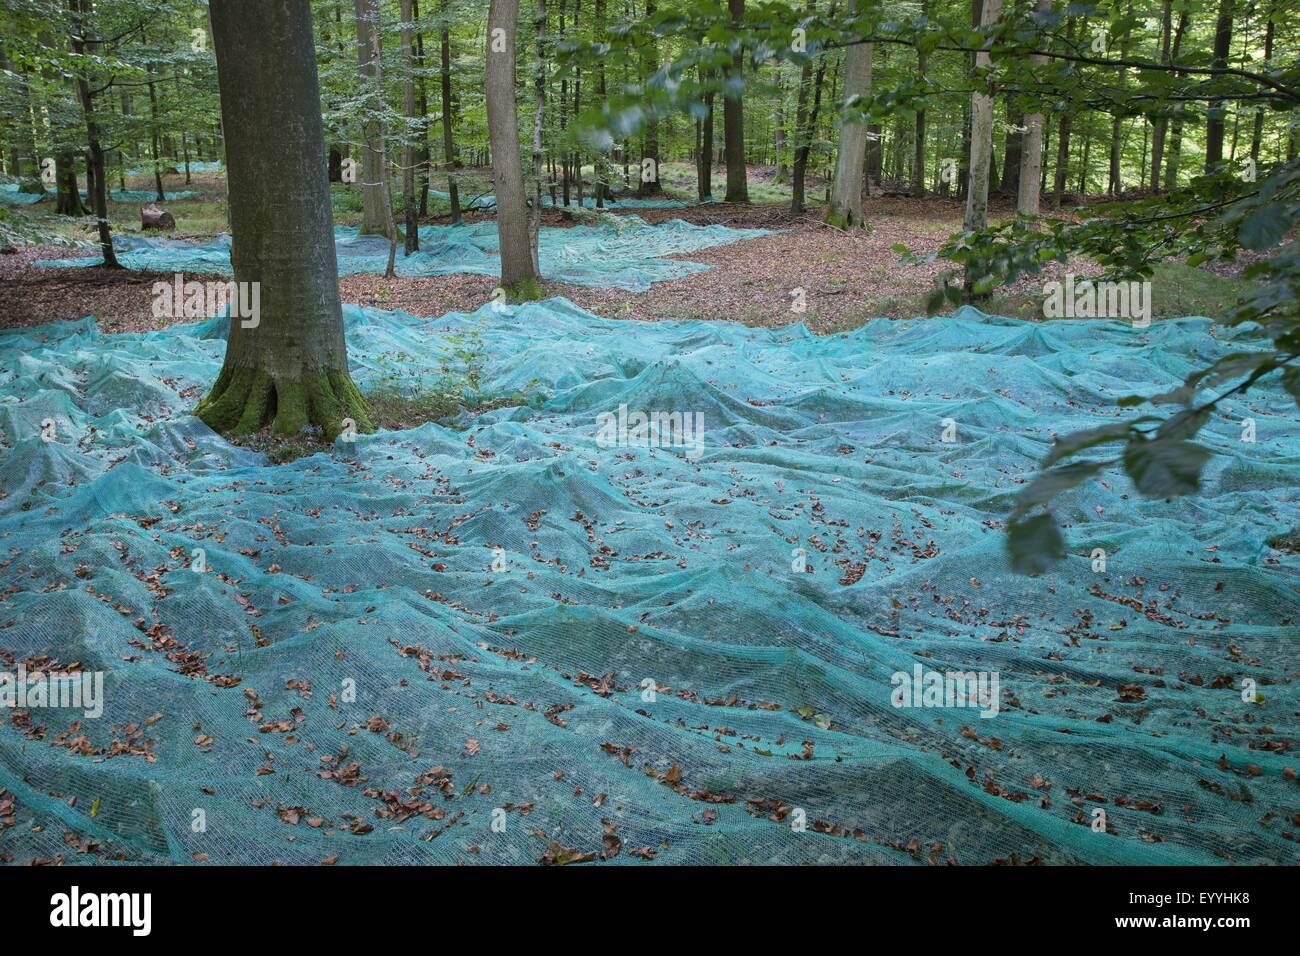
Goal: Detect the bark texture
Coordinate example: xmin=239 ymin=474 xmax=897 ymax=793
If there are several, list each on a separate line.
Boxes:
xmin=197 ymin=0 xmax=372 ymax=441
xmin=826 ymin=0 xmax=872 ymax=228
xmin=722 ymin=0 xmax=749 ymax=202
xmin=485 ymin=0 xmax=541 ymax=300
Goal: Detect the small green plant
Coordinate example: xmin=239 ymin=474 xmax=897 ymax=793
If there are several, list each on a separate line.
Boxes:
xmin=365 ymin=318 xmax=538 ymax=432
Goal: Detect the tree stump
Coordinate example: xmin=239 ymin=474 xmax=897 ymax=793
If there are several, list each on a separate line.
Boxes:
xmin=141 ymin=204 xmax=176 ymax=230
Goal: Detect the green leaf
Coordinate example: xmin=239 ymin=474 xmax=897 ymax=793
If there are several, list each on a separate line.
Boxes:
xmin=1043 ymin=423 xmax=1135 ymax=467
xmin=1122 ymin=438 xmax=1212 ymax=498
xmin=1238 ymin=204 xmax=1292 ymax=251
xmin=1012 ymin=459 xmax=1106 ymax=518
xmin=1007 ymin=513 xmax=1065 ymax=575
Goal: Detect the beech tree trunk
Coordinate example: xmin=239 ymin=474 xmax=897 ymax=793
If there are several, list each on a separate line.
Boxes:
xmin=531 ymin=0 xmax=546 ymax=270
xmin=485 ymin=0 xmax=541 ymax=300
xmin=964 ymin=0 xmax=1000 ymax=233
xmin=354 ymin=0 xmax=390 ymax=235
xmin=638 ymin=0 xmax=663 ymax=197
xmin=699 ymin=66 xmax=715 ymax=200
xmin=1148 ymin=0 xmax=1174 ymax=192
xmin=68 ymin=0 xmax=118 ymax=268
xmin=790 ymin=0 xmax=828 ymax=216
xmin=55 ymin=152 xmax=87 ymax=216
xmin=826 ymin=0 xmax=872 ymax=228
xmin=440 ymin=0 xmax=461 ymax=222
xmin=1017 ymin=0 xmax=1050 ymax=215
xmin=196 ymin=0 xmax=372 ymax=442
xmin=912 ymin=0 xmax=928 ymax=197
xmin=1204 ymin=0 xmax=1234 ymax=172
xmin=722 ymin=0 xmax=749 ymax=202
xmin=401 ymin=0 xmax=419 ymax=254
xmin=1249 ymin=9 xmax=1275 ymax=169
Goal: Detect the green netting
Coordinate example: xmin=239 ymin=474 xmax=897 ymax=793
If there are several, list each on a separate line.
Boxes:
xmin=127 ymin=160 xmax=222 ymax=175
xmin=0 ymin=183 xmax=200 ymax=205
xmin=35 ymin=217 xmax=775 ymax=291
xmin=0 ymin=183 xmax=46 ymax=205
xmin=421 ymin=190 xmax=698 ymax=210
xmin=0 ymin=300 xmax=1296 ymax=866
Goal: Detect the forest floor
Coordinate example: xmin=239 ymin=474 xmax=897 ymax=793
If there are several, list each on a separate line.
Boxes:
xmin=0 ymin=162 xmax=1254 ymax=335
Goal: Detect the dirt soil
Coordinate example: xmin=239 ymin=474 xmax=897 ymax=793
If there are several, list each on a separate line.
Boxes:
xmin=0 ymin=192 xmax=1065 ymax=336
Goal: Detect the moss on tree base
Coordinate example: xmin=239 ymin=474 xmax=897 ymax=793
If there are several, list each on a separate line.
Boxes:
xmin=501 ymin=276 xmax=542 ymax=303
xmin=824 ymin=209 xmax=868 ymax=230
xmin=195 ymin=363 xmax=374 ymax=442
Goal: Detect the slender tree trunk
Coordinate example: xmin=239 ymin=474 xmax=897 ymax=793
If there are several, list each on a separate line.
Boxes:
xmin=638 ymin=0 xmax=663 ymax=197
xmin=964 ymin=0 xmax=1000 ymax=233
xmin=69 ymin=0 xmax=118 ymax=268
xmin=1205 ymin=0 xmax=1235 ymax=172
xmin=401 ymin=0 xmax=419 ymax=254
xmin=440 ymin=0 xmax=461 ymax=222
xmin=723 ymin=0 xmax=749 ymax=201
xmin=486 ymin=0 xmax=541 ymax=300
xmin=414 ymin=0 xmax=431 ymax=215
xmin=531 ymin=0 xmax=546 ymax=270
xmin=791 ymin=0 xmax=831 ymax=215
xmin=572 ymin=0 xmax=583 ymax=208
xmin=594 ymin=0 xmax=608 ymax=204
xmin=1162 ymin=11 xmax=1189 ymax=188
xmin=147 ymin=72 xmax=165 ymax=202
xmin=354 ymin=0 xmax=391 ymax=235
xmin=1148 ymin=0 xmax=1173 ymax=192
xmin=197 ymin=0 xmax=372 ymax=441
xmin=1249 ymin=8 xmax=1274 ymax=169
xmin=912 ymin=0 xmax=928 ymax=197
xmin=1017 ymin=0 xmax=1050 ymax=215
xmin=773 ymin=69 xmax=788 ymax=181
xmin=1052 ymin=18 xmax=1075 ymax=209
xmin=1107 ymin=0 xmax=1133 ymax=195
xmin=826 ymin=0 xmax=871 ymax=227
xmin=700 ymin=68 xmax=715 ymax=200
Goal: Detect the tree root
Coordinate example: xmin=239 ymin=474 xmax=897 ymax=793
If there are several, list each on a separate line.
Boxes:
xmin=195 ymin=363 xmax=374 ymax=442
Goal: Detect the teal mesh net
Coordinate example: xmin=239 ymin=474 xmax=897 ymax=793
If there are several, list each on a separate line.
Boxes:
xmin=423 ymin=190 xmax=697 ymax=210
xmin=0 ymin=183 xmax=200 ymax=205
xmin=36 ymin=217 xmax=774 ymax=291
xmin=0 ymin=300 xmax=1296 ymax=865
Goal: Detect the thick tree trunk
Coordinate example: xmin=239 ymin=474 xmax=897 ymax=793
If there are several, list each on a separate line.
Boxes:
xmin=197 ymin=0 xmax=371 ymax=442
xmin=55 ymin=152 xmax=87 ymax=216
xmin=354 ymin=0 xmax=390 ymax=235
xmin=486 ymin=0 xmax=541 ymax=300
xmin=826 ymin=0 xmax=871 ymax=228
xmin=722 ymin=0 xmax=749 ymax=202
